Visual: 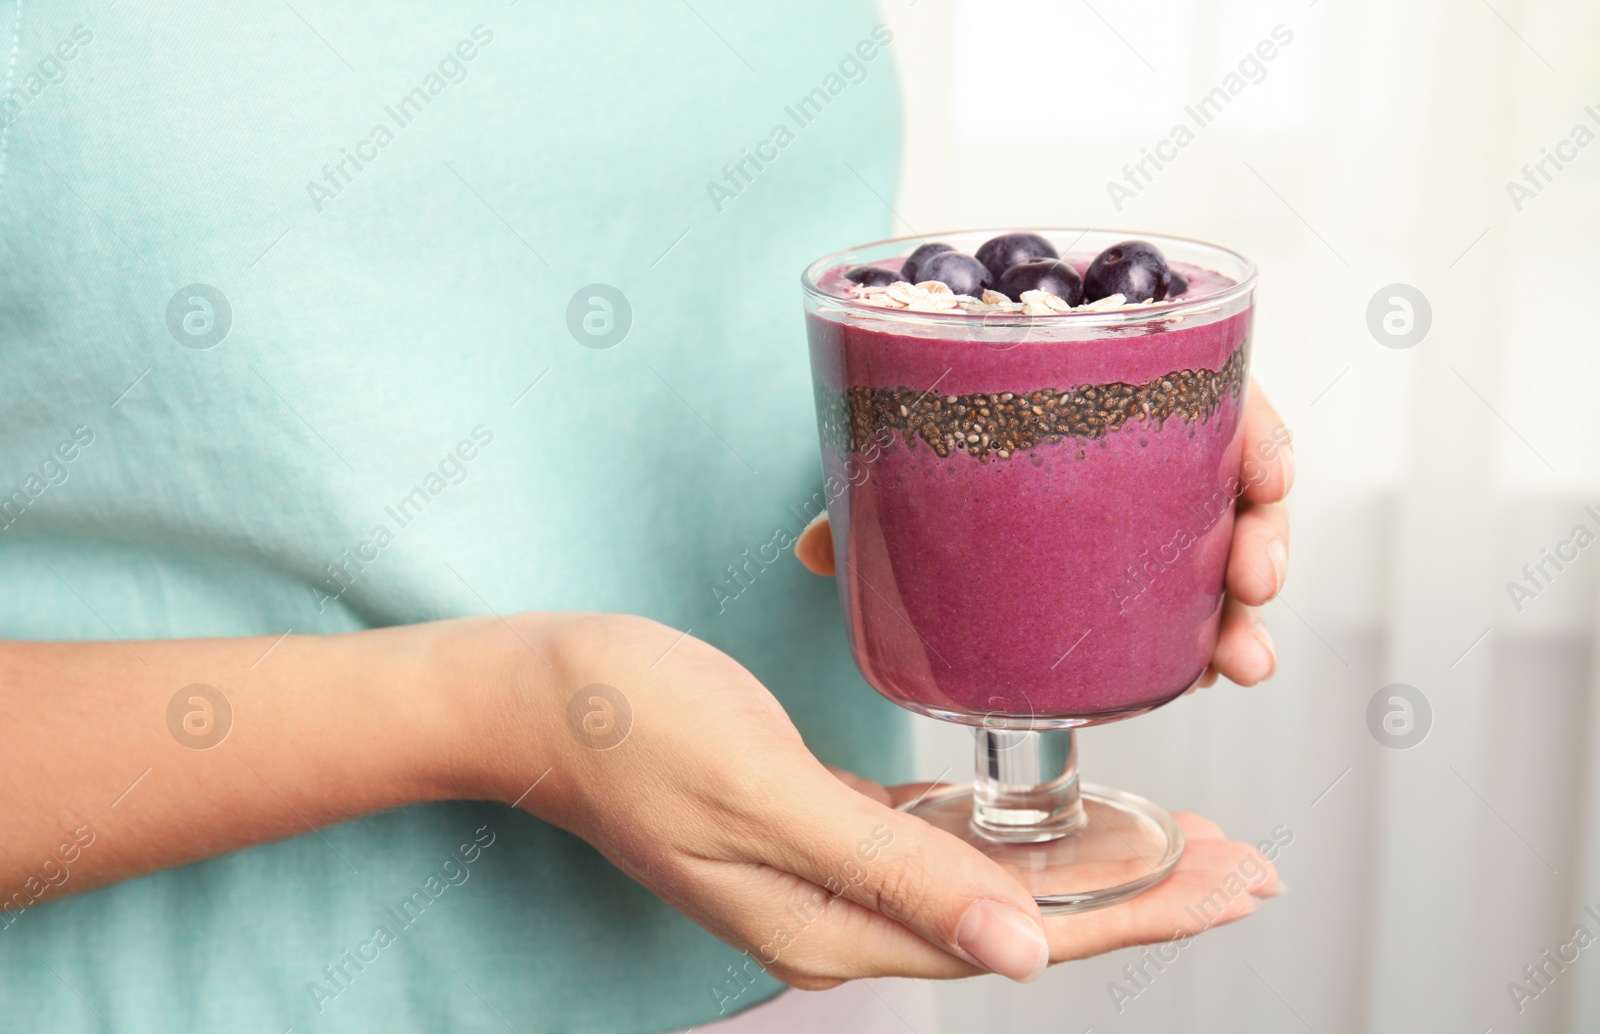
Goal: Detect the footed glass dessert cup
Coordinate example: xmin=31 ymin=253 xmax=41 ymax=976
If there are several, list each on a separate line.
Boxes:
xmin=802 ymin=229 xmax=1256 ymax=913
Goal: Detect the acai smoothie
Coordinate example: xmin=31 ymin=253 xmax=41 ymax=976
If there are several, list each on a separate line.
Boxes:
xmin=803 ymin=231 xmax=1255 ymax=723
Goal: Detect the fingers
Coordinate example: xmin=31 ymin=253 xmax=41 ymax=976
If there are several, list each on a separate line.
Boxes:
xmin=1172 ymin=839 xmax=1283 ymax=898
xmin=1172 ymin=811 xmax=1226 ymax=842
xmin=745 ymin=759 xmax=1049 ymax=983
xmin=721 ymin=764 xmax=1281 ymax=986
xmin=1042 ymin=829 xmax=1283 ymax=963
xmin=794 ymin=513 xmax=835 ymax=576
xmin=1046 ymin=873 xmax=1255 ymax=960
xmin=1213 ymin=381 xmax=1291 ymax=685
xmin=718 ymin=822 xmax=1281 ymax=985
xmin=1226 ymin=500 xmax=1290 ymax=606
xmin=1209 ymin=595 xmax=1276 ymax=686
xmin=689 ymin=858 xmax=982 ymax=989
xmin=1239 ymin=381 xmax=1294 ymax=505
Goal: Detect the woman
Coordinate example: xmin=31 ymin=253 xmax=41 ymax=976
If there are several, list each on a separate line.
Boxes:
xmin=0 ymin=3 xmax=1289 ymax=1030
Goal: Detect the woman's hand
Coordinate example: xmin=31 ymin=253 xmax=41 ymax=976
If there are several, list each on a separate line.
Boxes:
xmin=470 ymin=613 xmax=1282 ymax=990
xmin=796 ymin=377 xmax=1294 ymax=689
xmin=0 ymin=609 xmax=1281 ymax=990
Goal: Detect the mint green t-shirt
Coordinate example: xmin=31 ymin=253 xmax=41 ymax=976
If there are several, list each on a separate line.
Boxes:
xmin=0 ymin=3 xmax=909 ymax=1030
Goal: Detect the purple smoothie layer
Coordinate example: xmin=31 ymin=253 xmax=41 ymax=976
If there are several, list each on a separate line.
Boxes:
xmin=808 ymin=305 xmax=1252 ymax=722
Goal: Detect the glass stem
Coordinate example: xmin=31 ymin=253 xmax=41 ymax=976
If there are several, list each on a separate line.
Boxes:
xmin=971 ymin=728 xmax=1087 ymax=842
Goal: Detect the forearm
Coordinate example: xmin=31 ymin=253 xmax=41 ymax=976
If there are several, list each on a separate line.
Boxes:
xmin=0 ymin=619 xmax=488 ymax=914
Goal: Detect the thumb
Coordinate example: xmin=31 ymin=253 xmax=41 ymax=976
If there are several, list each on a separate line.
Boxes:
xmin=794 ymin=513 xmax=835 ymax=576
xmin=758 ymin=758 xmax=1049 ymax=982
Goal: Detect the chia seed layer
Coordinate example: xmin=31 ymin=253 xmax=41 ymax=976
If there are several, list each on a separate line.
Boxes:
xmin=819 ymin=345 xmax=1246 ymax=462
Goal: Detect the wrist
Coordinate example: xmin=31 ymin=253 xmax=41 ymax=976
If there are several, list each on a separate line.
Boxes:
xmin=423 ymin=613 xmax=574 ymax=808
xmin=451 ymin=611 xmax=672 ymax=825
xmin=306 ymin=619 xmax=504 ymax=809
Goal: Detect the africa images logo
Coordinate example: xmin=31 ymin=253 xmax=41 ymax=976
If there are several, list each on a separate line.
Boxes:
xmin=704 ymin=24 xmax=893 ymax=213
xmin=304 ymin=25 xmax=495 ymax=213
xmin=311 ymin=426 xmax=494 ymax=614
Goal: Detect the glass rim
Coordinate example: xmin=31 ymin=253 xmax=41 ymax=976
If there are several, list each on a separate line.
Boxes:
xmin=800 ymin=227 xmax=1258 ymax=330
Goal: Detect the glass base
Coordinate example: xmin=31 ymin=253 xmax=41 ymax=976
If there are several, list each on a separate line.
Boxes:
xmin=904 ymin=781 xmax=1184 ymax=915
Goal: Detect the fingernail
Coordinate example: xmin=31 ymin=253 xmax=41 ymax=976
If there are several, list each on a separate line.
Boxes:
xmin=1280 ymin=442 xmax=1296 ymax=491
xmin=955 ymin=900 xmax=1049 ymax=983
xmin=1267 ymin=539 xmax=1288 ymax=595
xmin=1254 ymin=620 xmax=1277 ymax=678
xmin=1255 ymin=882 xmax=1289 ymax=899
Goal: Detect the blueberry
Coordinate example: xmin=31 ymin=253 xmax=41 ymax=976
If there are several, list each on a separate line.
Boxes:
xmin=995 ymin=260 xmax=1084 ymax=305
xmin=1083 ymin=240 xmax=1175 ymax=303
xmin=974 ymin=232 xmax=1057 ymax=282
xmin=917 ymin=251 xmax=991 ymax=296
xmin=846 ymin=265 xmax=899 ymax=287
xmin=901 ymin=242 xmax=954 ymax=284
xmin=1164 ymin=269 xmax=1189 ymax=298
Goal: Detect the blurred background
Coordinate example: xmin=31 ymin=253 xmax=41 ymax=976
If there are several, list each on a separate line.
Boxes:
xmin=869 ymin=0 xmax=1600 ymax=1031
